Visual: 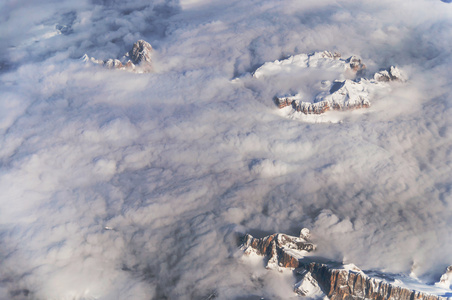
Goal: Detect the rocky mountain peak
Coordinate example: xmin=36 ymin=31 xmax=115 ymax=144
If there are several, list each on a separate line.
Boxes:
xmin=129 ymin=40 xmax=153 ymax=65
xmin=82 ymin=40 xmax=153 ymax=73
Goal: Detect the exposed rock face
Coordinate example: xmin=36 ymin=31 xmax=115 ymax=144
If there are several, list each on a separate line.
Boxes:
xmin=276 ymin=94 xmax=302 ymax=109
xmin=302 ymin=262 xmax=444 ymax=300
xmin=347 ymin=55 xmax=366 ymax=74
xmin=82 ymin=40 xmax=152 ymax=73
xmin=241 ymin=229 xmax=446 ymax=300
xmin=129 ymin=40 xmax=153 ymax=65
xmin=294 ymin=270 xmax=323 ymax=297
xmin=273 ymin=69 xmax=403 ymax=115
xmin=241 ymin=229 xmax=315 ymax=269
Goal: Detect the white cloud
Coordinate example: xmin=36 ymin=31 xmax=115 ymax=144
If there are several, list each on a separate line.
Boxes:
xmin=2 ymin=0 xmax=452 ymax=299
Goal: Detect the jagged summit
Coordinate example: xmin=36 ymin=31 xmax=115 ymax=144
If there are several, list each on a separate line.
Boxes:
xmin=82 ymin=40 xmax=153 ymax=73
xmin=374 ymin=66 xmax=406 ymax=82
xmin=241 ymin=228 xmax=448 ymax=300
xmin=346 ymin=55 xmax=366 ymax=74
xmin=128 ymin=40 xmax=153 ymax=65
xmin=241 ymin=228 xmax=316 ymax=270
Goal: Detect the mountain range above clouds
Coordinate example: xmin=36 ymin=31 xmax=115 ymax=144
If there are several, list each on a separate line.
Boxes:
xmin=82 ymin=40 xmax=153 ymax=73
xmin=251 ymin=51 xmax=406 ymax=116
xmin=2 ymin=0 xmax=452 ymax=299
xmin=242 ymin=229 xmax=452 ymax=299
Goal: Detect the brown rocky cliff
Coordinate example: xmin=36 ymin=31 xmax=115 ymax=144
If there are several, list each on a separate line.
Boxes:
xmin=303 ymin=262 xmax=445 ymax=300
xmin=241 ymin=231 xmax=446 ymax=300
xmin=241 ymin=233 xmax=315 ymax=269
xmin=129 ymin=40 xmax=153 ymax=66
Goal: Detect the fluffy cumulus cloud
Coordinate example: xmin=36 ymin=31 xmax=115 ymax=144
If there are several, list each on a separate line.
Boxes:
xmin=1 ymin=0 xmax=452 ymax=299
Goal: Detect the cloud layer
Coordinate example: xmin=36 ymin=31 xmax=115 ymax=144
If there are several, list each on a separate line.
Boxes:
xmin=1 ymin=0 xmax=452 ymax=299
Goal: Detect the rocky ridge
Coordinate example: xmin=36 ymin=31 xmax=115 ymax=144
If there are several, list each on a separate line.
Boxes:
xmin=275 ymin=78 xmax=372 ymax=114
xmin=252 ymin=51 xmax=363 ymax=79
xmin=82 ymin=40 xmax=152 ymax=73
xmin=241 ymin=229 xmax=448 ymax=300
xmin=241 ymin=228 xmax=315 ymax=269
xmin=300 ymin=262 xmax=444 ymax=300
xmin=253 ymin=51 xmax=405 ymax=115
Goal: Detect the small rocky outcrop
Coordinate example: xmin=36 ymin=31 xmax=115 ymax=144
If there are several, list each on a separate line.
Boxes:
xmin=321 ymin=51 xmax=342 ymax=60
xmin=374 ymin=66 xmax=406 ymax=82
xmin=346 ymin=55 xmax=366 ymax=74
xmin=301 ymin=262 xmax=444 ymax=300
xmin=241 ymin=229 xmax=446 ymax=300
xmin=82 ymin=40 xmax=152 ymax=73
